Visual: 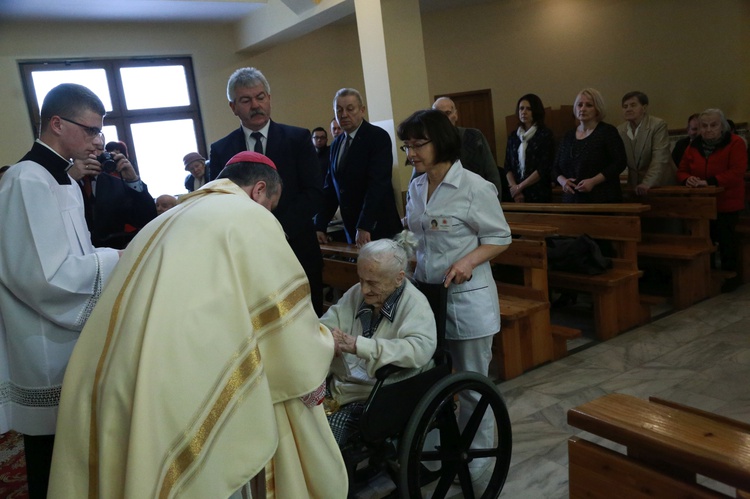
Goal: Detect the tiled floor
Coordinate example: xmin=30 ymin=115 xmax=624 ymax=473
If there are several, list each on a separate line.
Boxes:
xmin=357 ymin=282 xmax=750 ymax=498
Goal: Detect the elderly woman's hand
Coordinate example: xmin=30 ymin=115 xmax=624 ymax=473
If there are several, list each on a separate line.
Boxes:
xmin=331 ymin=327 xmax=357 ymax=355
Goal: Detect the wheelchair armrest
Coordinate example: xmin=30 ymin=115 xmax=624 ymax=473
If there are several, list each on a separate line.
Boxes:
xmin=375 ymin=363 xmax=406 ymax=381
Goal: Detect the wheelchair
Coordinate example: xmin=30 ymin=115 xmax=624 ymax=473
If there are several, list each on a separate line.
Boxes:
xmin=337 ymin=281 xmax=513 ymax=499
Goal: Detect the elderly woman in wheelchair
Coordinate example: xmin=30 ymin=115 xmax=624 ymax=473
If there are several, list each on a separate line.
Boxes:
xmin=321 ymin=230 xmax=437 ymax=446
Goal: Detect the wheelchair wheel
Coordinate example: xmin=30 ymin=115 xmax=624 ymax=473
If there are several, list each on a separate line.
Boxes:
xmin=397 ymin=371 xmax=512 ymax=499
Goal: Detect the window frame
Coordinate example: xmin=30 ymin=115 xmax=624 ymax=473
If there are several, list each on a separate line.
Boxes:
xmin=19 ymin=56 xmax=206 ymax=173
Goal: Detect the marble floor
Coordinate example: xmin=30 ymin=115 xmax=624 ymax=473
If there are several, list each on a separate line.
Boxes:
xmin=358 ymin=282 xmax=750 ymax=498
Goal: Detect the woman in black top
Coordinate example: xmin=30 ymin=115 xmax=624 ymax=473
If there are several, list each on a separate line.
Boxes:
xmin=504 ymin=94 xmax=554 ymax=202
xmin=553 ymin=88 xmax=626 ymax=203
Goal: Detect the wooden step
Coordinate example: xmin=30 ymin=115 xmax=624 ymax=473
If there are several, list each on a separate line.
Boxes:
xmin=640 ymin=294 xmax=669 ymax=306
xmin=712 ymin=269 xmax=738 ymax=280
xmin=551 ymin=324 xmax=582 ymax=360
xmin=711 ymin=269 xmax=739 ymax=295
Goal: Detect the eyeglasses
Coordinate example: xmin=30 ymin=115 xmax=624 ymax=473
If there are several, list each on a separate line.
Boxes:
xmin=399 ymin=140 xmax=431 ymax=153
xmin=312 ymin=135 xmax=327 ymax=141
xmin=60 ymin=117 xmax=102 ymax=138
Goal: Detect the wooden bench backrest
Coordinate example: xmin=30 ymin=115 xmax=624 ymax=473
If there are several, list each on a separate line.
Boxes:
xmin=503 ymin=209 xmax=643 ymax=269
xmin=503 ymin=212 xmax=642 ymax=242
xmin=492 ymin=238 xmax=546 ymax=269
xmin=633 ymin=196 xmax=716 ymax=221
xmin=622 ymin=188 xmax=719 ymax=241
xmin=321 ymin=258 xmax=358 ymax=291
xmin=492 ymin=238 xmax=548 ymax=301
xmin=568 ymin=393 xmax=750 ymax=490
xmin=502 ymin=202 xmax=649 ymax=214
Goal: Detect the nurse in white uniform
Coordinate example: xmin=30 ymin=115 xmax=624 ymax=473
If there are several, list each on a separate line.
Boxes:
xmin=399 ymin=108 xmax=511 ymax=478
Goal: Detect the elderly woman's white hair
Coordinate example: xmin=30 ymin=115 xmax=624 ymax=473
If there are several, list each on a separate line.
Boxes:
xmin=700 ymin=108 xmax=731 ymax=134
xmin=358 ymin=230 xmax=417 ymax=277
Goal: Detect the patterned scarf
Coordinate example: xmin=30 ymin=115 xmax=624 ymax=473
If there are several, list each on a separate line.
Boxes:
xmin=355 ymin=281 xmax=406 ymax=338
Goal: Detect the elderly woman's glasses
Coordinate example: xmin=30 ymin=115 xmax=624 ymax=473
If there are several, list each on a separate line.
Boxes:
xmin=60 ymin=117 xmax=102 ymax=138
xmin=400 ymin=140 xmax=431 ymax=153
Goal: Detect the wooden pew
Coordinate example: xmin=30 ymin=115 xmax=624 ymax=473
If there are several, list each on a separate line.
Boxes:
xmin=320 ymin=243 xmax=358 ymax=311
xmin=623 ymin=186 xmax=722 ymax=308
xmin=568 ymin=393 xmax=750 ymax=498
xmin=501 ymin=203 xmax=650 ymax=340
xmin=490 ymin=238 xmax=553 ymax=379
xmin=736 ymin=217 xmax=750 ymax=284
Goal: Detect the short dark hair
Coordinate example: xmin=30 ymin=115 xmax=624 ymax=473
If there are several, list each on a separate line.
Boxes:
xmin=40 ymin=83 xmax=105 ymax=133
xmin=687 ymin=113 xmax=700 ymax=123
xmin=216 ymin=162 xmax=282 ymax=196
xmin=621 ymin=91 xmax=649 ymax=106
xmin=397 ymin=109 xmax=460 ymax=164
xmin=312 ymin=127 xmax=326 ymax=135
xmin=517 ymin=94 xmax=546 ymax=127
xmin=105 ymin=141 xmax=128 ymax=158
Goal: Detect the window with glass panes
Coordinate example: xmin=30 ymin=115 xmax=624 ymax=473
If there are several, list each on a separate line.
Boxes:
xmin=20 ymin=57 xmax=205 ymax=196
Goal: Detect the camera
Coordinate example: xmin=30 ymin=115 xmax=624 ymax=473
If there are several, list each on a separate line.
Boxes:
xmin=96 ymin=152 xmax=117 ymax=173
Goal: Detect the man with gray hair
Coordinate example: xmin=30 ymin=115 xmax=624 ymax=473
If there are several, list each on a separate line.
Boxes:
xmin=315 ymin=88 xmax=402 ymax=247
xmin=209 ymin=67 xmax=324 ymax=314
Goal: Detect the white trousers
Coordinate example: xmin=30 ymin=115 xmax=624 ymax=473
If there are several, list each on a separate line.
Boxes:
xmin=445 ymin=335 xmax=495 ymax=471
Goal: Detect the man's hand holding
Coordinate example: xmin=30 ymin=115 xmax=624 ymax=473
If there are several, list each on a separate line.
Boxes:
xmin=68 ymin=155 xmax=101 ymax=181
xmin=113 ymin=153 xmax=139 ymax=182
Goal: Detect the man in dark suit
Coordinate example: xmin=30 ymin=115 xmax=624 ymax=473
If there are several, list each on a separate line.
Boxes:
xmin=430 ymin=97 xmax=506 ymax=200
xmin=69 ymin=147 xmax=157 ymax=249
xmin=315 ymin=88 xmax=401 ymax=247
xmin=209 ymin=67 xmax=324 ymax=314
xmin=312 ymin=126 xmax=330 ymax=183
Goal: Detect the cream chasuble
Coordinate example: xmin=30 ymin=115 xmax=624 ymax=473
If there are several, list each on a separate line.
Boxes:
xmin=49 ymin=180 xmax=347 ymax=498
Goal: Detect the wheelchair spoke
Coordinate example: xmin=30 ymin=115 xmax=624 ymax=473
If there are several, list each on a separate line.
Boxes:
xmin=457 ymin=463 xmax=476 ymax=499
xmin=420 ymin=449 xmax=459 ymax=462
xmin=466 ymin=447 xmax=500 ymax=459
xmin=460 ymin=395 xmax=491 ymax=446
xmin=431 ymin=461 xmax=460 ymax=498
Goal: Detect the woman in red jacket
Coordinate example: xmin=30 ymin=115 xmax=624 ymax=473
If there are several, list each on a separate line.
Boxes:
xmin=677 ymin=108 xmax=747 ymax=290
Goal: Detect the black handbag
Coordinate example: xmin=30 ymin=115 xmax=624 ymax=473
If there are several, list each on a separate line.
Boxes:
xmin=546 ymin=234 xmax=612 ymax=275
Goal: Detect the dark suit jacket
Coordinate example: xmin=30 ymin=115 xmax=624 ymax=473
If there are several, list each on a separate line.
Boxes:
xmin=209 ymin=121 xmax=324 ymax=275
xmin=315 ymin=145 xmax=330 ymax=184
xmin=315 ymin=120 xmax=401 ymax=244
xmin=82 ymin=173 xmax=157 ymax=249
xmin=458 ymin=127 xmax=504 ymax=197
xmin=410 ymin=126 xmax=504 ymax=201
